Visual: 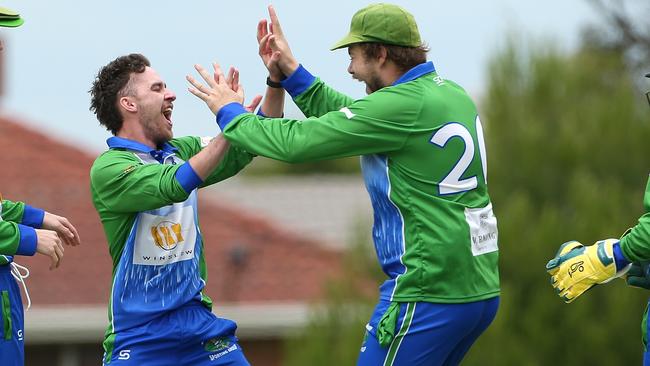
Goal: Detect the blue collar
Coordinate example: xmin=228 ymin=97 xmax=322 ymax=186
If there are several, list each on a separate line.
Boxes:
xmin=107 ymin=136 xmax=178 ymax=163
xmin=107 ymin=136 xmax=177 ymax=154
xmin=393 ymin=61 xmax=436 ymax=86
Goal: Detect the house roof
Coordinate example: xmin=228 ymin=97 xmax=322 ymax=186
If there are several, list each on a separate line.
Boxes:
xmin=0 ymin=117 xmax=343 ymax=309
xmin=204 ymin=175 xmax=373 ymax=250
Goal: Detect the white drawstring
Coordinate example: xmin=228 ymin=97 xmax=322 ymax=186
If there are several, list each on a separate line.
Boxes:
xmin=10 ymin=262 xmax=31 ymax=310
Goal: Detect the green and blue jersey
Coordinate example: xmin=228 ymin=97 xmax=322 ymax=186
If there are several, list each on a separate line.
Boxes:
xmin=90 ymin=136 xmax=253 ymax=352
xmin=216 ymin=62 xmax=500 ymax=303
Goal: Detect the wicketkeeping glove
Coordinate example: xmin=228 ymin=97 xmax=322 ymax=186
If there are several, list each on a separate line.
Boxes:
xmin=546 ymin=239 xmax=630 ymax=303
xmin=626 ymin=261 xmax=650 ymax=289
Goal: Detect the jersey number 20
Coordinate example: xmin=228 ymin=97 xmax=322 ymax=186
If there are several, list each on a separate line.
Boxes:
xmin=430 ymin=116 xmax=487 ymax=195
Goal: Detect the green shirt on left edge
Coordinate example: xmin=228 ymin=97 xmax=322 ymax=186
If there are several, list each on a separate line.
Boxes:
xmin=0 ymin=197 xmax=42 ymax=265
xmin=620 ymin=175 xmax=650 ymax=261
xmin=90 ymin=136 xmax=253 ymax=280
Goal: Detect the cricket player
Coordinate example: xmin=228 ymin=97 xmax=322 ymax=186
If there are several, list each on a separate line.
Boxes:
xmin=546 ymin=73 xmax=650 ymax=364
xmin=0 ymin=8 xmax=81 ymax=365
xmin=187 ymin=4 xmax=500 ymax=365
xmin=89 ymin=53 xmax=260 ymax=365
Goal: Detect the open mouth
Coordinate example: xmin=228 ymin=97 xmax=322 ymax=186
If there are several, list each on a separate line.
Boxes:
xmin=162 ymin=106 xmax=173 ymax=125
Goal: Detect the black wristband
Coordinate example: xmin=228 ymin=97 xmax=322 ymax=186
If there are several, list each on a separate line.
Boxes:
xmin=266 ymin=76 xmax=283 ymax=89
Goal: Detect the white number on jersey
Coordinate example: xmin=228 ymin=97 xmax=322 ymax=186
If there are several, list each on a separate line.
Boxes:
xmin=430 ymin=116 xmax=488 ymax=195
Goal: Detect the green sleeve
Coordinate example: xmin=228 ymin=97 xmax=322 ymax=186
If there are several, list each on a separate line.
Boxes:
xmin=0 ymin=221 xmax=20 ymax=255
xmin=90 ymin=150 xmax=190 ymax=213
xmin=620 ymin=177 xmax=650 ymax=262
xmin=222 ymin=87 xmax=420 ymax=163
xmin=292 ymin=77 xmax=355 ymax=118
xmin=1 ymin=199 xmax=25 ymax=222
xmin=170 ymin=136 xmax=254 ymax=187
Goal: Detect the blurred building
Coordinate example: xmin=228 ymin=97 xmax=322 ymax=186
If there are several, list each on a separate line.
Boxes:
xmin=205 ymin=175 xmax=373 ymax=250
xmin=0 ymin=118 xmax=344 ymax=366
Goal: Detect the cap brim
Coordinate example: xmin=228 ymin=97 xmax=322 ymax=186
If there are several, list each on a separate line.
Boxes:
xmin=330 ymin=33 xmax=368 ymax=51
xmin=0 ymin=17 xmax=24 ymax=27
xmin=0 ymin=6 xmax=23 ymax=27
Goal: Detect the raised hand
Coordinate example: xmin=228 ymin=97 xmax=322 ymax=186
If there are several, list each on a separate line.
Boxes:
xmin=265 ymin=5 xmax=299 ymax=77
xmin=223 ymin=65 xmax=262 ymax=113
xmin=42 ymin=212 xmax=81 ymax=247
xmin=257 ymin=19 xmax=284 ymax=81
xmin=187 ymin=63 xmax=243 ymax=115
xmin=35 ymin=229 xmax=64 ymax=270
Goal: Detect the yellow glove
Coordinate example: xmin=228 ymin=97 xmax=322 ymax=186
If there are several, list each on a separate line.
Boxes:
xmin=546 ymin=239 xmax=629 ymax=303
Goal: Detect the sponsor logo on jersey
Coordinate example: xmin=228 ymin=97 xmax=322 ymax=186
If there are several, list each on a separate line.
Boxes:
xmin=339 ymin=107 xmax=356 ymax=119
xmin=150 ymin=221 xmax=185 ymax=251
xmin=133 ymin=204 xmax=198 ymax=265
xmin=466 ymin=203 xmax=499 ymax=256
xmin=117 ymin=349 xmax=131 ymax=360
xmin=204 ymin=337 xmax=232 ymax=352
xmin=205 ymin=337 xmax=238 ymax=361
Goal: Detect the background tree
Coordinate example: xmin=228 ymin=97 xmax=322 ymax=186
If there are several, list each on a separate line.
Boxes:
xmin=464 ymin=36 xmax=650 ymax=365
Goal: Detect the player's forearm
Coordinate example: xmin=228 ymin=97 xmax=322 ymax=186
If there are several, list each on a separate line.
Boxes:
xmin=187 ymin=135 xmax=230 ymax=181
xmin=258 ymin=86 xmax=285 ymax=118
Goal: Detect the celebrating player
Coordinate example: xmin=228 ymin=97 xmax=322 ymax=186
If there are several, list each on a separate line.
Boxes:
xmin=0 ymin=8 xmax=82 ymax=366
xmin=187 ymin=4 xmax=500 ymax=365
xmin=89 ymin=54 xmax=259 ymax=365
xmin=546 ymin=73 xmax=650 ymax=364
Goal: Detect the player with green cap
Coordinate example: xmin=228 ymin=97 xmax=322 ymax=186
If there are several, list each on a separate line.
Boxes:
xmin=0 ymin=7 xmax=83 ymax=366
xmin=187 ymin=3 xmax=500 ymax=365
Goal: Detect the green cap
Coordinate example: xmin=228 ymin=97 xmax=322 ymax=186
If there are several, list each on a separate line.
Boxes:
xmin=331 ymin=3 xmax=421 ymax=51
xmin=0 ymin=6 xmax=24 ymax=27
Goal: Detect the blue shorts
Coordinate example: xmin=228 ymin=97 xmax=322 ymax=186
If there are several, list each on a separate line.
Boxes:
xmin=0 ymin=265 xmax=24 ymax=366
xmin=357 ymin=297 xmax=499 ymax=366
xmin=103 ymin=302 xmax=249 ymax=366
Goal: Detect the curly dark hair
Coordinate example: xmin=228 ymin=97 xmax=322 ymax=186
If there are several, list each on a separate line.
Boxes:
xmin=358 ymin=42 xmax=429 ymax=73
xmin=89 ymin=53 xmax=150 ymax=134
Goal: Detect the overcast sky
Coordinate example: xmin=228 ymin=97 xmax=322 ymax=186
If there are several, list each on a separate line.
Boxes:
xmin=0 ymin=0 xmax=601 ymax=153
